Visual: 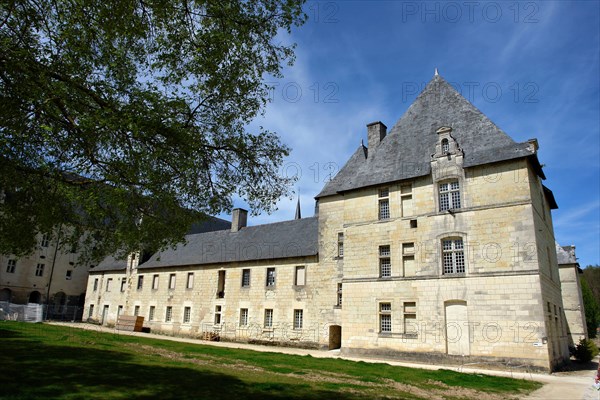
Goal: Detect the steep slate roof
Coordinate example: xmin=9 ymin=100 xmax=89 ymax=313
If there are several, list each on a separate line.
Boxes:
xmin=317 ymin=74 xmax=539 ymax=198
xmin=92 ymin=216 xmax=232 ymax=272
xmin=138 ymin=217 xmax=318 ymax=269
xmin=556 ymin=242 xmax=578 ymax=265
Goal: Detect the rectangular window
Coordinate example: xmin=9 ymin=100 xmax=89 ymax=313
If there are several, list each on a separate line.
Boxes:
xmin=88 ymin=304 xmax=94 ymax=318
xmin=6 ymin=259 xmax=16 ymax=273
xmin=152 ymin=274 xmax=159 ymax=290
xmin=400 ymin=184 xmax=413 ymax=217
xmin=93 ymin=278 xmax=99 ymax=291
xmin=337 ymin=283 xmax=343 ymax=307
xmin=40 ymin=233 xmax=49 ymax=247
xmin=337 ymin=233 xmax=344 ymax=257
xmin=165 ymin=306 xmax=172 ymax=322
xmin=149 ymin=306 xmax=155 ymax=321
xmin=120 ymin=278 xmax=127 ymax=292
xmin=241 ymin=269 xmax=251 ymax=287
xmin=295 ymin=266 xmax=306 ymax=286
xmin=134 ymin=305 xmax=140 ymax=316
xmin=403 ymin=302 xmax=417 ymax=334
xmin=106 ymin=278 xmax=112 ymax=291
xmin=186 ymin=272 xmax=194 ymax=289
xmin=379 ymin=245 xmax=391 ymax=278
xmin=169 ymin=273 xmax=176 ymax=290
xmin=217 ymin=270 xmax=225 ymax=298
xmin=214 ymin=305 xmax=222 ymax=325
xmin=239 ymin=308 xmax=248 ymax=326
xmin=137 ymin=275 xmax=144 ymax=290
xmin=117 ymin=305 xmax=123 ymax=318
xmin=442 ymin=239 xmax=465 ymax=274
xmin=293 ymin=309 xmax=303 ymax=329
xmin=65 ymin=270 xmax=72 ymax=280
xmin=379 ymin=302 xmax=392 ymax=333
xmin=439 ymin=181 xmax=461 ymax=211
xmin=183 ymin=306 xmax=191 ymax=323
xmin=266 ymin=268 xmax=276 ymax=287
xmin=378 ymin=187 xmax=390 ymax=220
xmin=264 ymin=309 xmax=273 ymax=328
xmin=35 ymin=263 xmax=45 ymax=277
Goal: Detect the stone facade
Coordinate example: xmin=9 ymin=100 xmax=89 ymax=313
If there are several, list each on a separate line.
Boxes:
xmin=82 ymin=74 xmax=582 ymax=371
xmin=557 ymin=245 xmax=588 ymax=346
xmin=0 ymin=232 xmax=91 ymax=319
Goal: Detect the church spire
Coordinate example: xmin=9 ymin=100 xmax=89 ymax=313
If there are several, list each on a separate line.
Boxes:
xmin=434 ymin=67 xmax=439 ymax=76
xmin=294 ymin=194 xmax=301 ymax=220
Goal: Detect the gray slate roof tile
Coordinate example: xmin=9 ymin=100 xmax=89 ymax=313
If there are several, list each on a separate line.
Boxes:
xmin=317 ymin=75 xmax=536 ymax=198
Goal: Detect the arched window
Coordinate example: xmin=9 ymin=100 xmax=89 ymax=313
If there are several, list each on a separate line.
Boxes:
xmin=441 ymin=138 xmax=449 ymax=153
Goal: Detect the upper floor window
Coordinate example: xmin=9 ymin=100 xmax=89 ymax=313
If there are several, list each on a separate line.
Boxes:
xmin=441 ymin=138 xmax=449 ymax=153
xmin=168 ymin=273 xmax=176 ymax=290
xmin=378 ymin=188 xmax=390 ymax=220
xmin=137 ymin=275 xmax=144 ymax=290
xmin=442 ymin=239 xmax=465 ymax=274
xmin=40 ymin=234 xmax=49 ymax=248
xmin=294 ymin=266 xmax=306 ymax=286
xmin=35 ymin=263 xmax=45 ymax=277
xmin=439 ymin=181 xmax=461 ymax=211
xmin=186 ymin=272 xmax=194 ymax=289
xmin=337 ymin=233 xmax=344 ymax=258
xmin=379 ymin=245 xmax=391 ymax=278
xmin=241 ymin=269 xmax=251 ymax=287
xmin=6 ymin=259 xmax=16 ymax=273
xmin=266 ymin=268 xmax=276 ymax=287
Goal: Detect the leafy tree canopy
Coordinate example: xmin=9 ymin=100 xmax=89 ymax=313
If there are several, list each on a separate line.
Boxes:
xmin=0 ymin=0 xmax=306 ymax=262
xmin=581 ymin=276 xmax=600 ymax=339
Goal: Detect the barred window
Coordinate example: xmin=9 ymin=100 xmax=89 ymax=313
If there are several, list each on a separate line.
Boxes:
xmin=293 ymin=309 xmax=303 ymax=329
xmin=378 ymin=187 xmax=390 ymax=220
xmin=379 ymin=303 xmax=392 ymax=333
xmin=439 ymin=181 xmax=461 ymax=211
xmin=266 ymin=268 xmax=276 ymax=286
xmin=442 ymin=239 xmax=465 ymax=274
xmin=379 ymin=245 xmax=391 ymax=278
xmin=337 ymin=283 xmax=343 ymax=307
xmin=149 ymin=306 xmax=155 ymax=321
xmin=165 ymin=306 xmax=172 ymax=322
xmin=183 ymin=307 xmax=191 ymax=323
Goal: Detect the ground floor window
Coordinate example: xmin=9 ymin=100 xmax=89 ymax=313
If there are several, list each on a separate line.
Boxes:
xmin=183 ymin=306 xmax=191 ymax=323
xmin=293 ymin=309 xmax=303 ymax=329
xmin=264 ymin=309 xmax=273 ymax=328
xmin=239 ymin=308 xmax=248 ymax=326
xmin=379 ymin=303 xmax=392 ymax=333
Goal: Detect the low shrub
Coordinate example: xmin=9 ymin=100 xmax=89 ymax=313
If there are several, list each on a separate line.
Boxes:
xmin=573 ymin=338 xmax=599 ymax=362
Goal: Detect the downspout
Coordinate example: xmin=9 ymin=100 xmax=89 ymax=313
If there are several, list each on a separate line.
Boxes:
xmin=44 ymin=224 xmax=63 ymax=320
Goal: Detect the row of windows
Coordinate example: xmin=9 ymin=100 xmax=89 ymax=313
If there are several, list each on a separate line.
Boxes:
xmin=374 ymin=240 xmax=464 ymax=278
xmin=4 ymin=259 xmax=72 ymax=280
xmin=94 ymin=305 xmax=304 ymax=329
xmin=379 ymin=301 xmax=417 ymax=334
xmin=94 ymin=267 xmax=308 ymax=293
xmin=376 ymin=180 xmax=461 ymax=221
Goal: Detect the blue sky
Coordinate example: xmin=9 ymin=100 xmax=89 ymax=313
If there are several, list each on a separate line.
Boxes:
xmin=225 ymin=1 xmax=600 ymax=268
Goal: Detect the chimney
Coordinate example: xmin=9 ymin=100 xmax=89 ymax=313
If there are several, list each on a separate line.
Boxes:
xmin=367 ymin=121 xmax=387 ymax=153
xmin=231 ymin=208 xmax=248 ymax=232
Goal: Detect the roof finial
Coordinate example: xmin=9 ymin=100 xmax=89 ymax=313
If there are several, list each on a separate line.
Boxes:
xmin=434 ymin=68 xmax=439 ymax=76
xmin=361 ymin=139 xmax=365 ymax=147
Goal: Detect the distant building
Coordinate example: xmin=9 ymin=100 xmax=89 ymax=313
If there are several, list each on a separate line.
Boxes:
xmin=0 ymin=231 xmax=91 ymax=319
xmin=83 ymin=73 xmax=582 ymax=371
xmin=556 ymin=244 xmax=588 ymax=345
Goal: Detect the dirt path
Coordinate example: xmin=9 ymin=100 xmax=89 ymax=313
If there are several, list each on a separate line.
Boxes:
xmin=49 ymin=322 xmax=598 ymax=399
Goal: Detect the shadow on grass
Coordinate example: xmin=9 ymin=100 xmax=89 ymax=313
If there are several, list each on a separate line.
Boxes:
xmin=0 ymin=326 xmax=365 ymax=400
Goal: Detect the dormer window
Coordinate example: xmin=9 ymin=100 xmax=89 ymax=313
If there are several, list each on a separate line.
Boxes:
xmin=441 ymin=138 xmax=449 ymax=153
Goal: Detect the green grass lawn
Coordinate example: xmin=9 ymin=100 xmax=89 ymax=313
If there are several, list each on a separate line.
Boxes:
xmin=0 ymin=322 xmax=541 ymax=399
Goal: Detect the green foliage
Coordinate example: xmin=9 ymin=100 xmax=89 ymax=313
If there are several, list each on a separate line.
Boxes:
xmin=0 ymin=0 xmax=307 ymax=262
xmin=583 ymin=265 xmax=600 ymax=307
xmin=581 ymin=276 xmax=600 ymax=338
xmin=0 ymin=322 xmax=542 ymax=399
xmin=573 ymin=338 xmax=599 ymax=363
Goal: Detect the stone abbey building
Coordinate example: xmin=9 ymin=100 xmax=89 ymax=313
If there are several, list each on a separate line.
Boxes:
xmin=83 ymin=74 xmax=584 ymax=371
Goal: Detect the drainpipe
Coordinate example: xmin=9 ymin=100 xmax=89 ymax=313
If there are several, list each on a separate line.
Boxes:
xmin=44 ymin=224 xmax=63 ymax=320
